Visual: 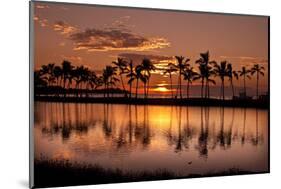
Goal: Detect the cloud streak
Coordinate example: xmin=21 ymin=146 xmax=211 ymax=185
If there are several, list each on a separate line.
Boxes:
xmin=61 ymin=55 xmax=83 ymax=64
xmin=219 ymin=55 xmax=268 ymax=65
xmin=33 ymin=15 xmax=48 ymax=27
xmin=53 ymin=21 xmax=78 ymax=36
xmin=69 ymin=28 xmax=170 ymax=52
xmin=36 ymin=5 xmax=50 ymax=9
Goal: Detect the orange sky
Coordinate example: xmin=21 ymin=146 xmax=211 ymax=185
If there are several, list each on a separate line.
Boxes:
xmin=32 ymin=1 xmax=269 ymax=97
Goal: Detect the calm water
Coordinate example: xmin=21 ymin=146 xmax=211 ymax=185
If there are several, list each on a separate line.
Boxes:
xmin=34 ymin=102 xmax=268 ymax=175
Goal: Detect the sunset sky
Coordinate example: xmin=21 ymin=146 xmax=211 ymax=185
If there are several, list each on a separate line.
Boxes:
xmin=32 ymin=1 xmax=269 ymax=97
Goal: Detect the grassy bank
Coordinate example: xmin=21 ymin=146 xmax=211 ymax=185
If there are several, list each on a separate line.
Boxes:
xmin=34 ymin=96 xmax=269 ymax=109
xmin=33 ymin=158 xmax=257 ymax=188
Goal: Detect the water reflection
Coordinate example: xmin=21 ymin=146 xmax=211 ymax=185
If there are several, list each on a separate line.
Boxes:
xmin=34 ymin=102 xmax=268 ymax=175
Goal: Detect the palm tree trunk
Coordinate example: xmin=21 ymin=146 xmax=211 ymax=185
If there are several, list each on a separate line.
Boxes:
xmin=63 ymin=76 xmax=66 ymax=98
xmin=244 ymin=75 xmax=246 ymax=97
xmin=230 ymin=79 xmax=235 ymax=98
xmin=205 ymin=80 xmax=208 ymax=99
xmin=143 ymin=82 xmax=146 ymax=99
xmin=201 ymin=78 xmax=204 ymax=99
xmin=107 ymin=83 xmax=109 ymax=98
xmin=256 ymin=73 xmax=259 ymax=99
xmin=144 ymin=82 xmax=146 ymax=98
xmin=208 ymin=82 xmax=210 ymax=99
xmin=179 ymin=71 xmax=182 ymax=99
xmin=220 ymin=83 xmax=222 ymax=100
xmin=56 ymin=77 xmax=59 ymax=97
xmin=129 ymin=81 xmax=132 ymax=99
xmin=187 ymin=81 xmax=190 ymax=99
xmin=104 ymin=83 xmax=106 ymax=98
xmin=170 ymin=75 xmax=173 ymax=99
xmin=120 ymin=75 xmax=126 ymax=97
xmin=76 ymin=83 xmax=79 ymax=97
xmin=147 ymin=79 xmax=150 ymax=99
xmin=135 ymin=79 xmax=139 ymax=99
xmin=222 ymin=79 xmax=225 ymax=101
xmin=86 ymin=82 xmax=89 ymax=98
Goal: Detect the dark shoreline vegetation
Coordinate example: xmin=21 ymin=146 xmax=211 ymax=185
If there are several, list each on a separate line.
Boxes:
xmin=34 ymin=51 xmax=268 ymax=108
xmin=34 ymin=158 xmax=257 ymax=188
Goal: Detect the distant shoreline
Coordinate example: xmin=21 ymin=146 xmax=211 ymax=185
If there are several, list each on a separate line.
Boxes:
xmin=34 ymin=96 xmax=269 ymax=109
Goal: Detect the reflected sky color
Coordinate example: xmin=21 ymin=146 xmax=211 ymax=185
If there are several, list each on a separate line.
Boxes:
xmin=35 ymin=102 xmax=268 ymax=175
xmin=32 ymin=2 xmax=269 ymax=97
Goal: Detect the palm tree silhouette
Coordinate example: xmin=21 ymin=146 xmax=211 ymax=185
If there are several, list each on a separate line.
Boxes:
xmin=163 ymin=63 xmax=177 ymax=98
xmin=126 ymin=60 xmax=134 ymax=98
xmin=73 ymin=65 xmax=88 ymax=97
xmin=251 ymin=64 xmax=265 ymax=99
xmin=73 ymin=66 xmax=81 ymax=96
xmin=193 ymin=64 xmax=205 ymax=99
xmin=40 ymin=63 xmax=56 ymax=86
xmin=195 ymin=51 xmax=216 ymax=99
xmin=61 ymin=60 xmax=73 ymax=97
xmin=34 ymin=53 xmax=267 ymax=103
xmin=108 ymin=66 xmax=119 ymax=97
xmin=53 ymin=65 xmax=62 ymax=87
xmin=102 ymin=66 xmax=119 ymax=98
xmin=213 ymin=61 xmax=228 ymax=100
xmin=134 ymin=65 xmax=144 ymax=99
xmin=47 ymin=63 xmax=56 ymax=86
xmin=95 ymin=75 xmax=104 ymax=90
xmin=226 ymin=63 xmax=238 ymax=98
xmin=140 ymin=58 xmax=155 ymax=98
xmin=88 ymin=71 xmax=98 ymax=95
xmin=112 ymin=57 xmax=128 ymax=97
xmin=175 ymin=56 xmax=190 ymax=99
xmin=34 ymin=70 xmax=47 ymax=90
xmin=80 ymin=66 xmax=91 ymax=97
xmin=238 ymin=66 xmax=251 ymax=98
xmin=183 ymin=65 xmax=198 ymax=99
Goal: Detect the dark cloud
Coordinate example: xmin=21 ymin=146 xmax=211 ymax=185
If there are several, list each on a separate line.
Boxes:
xmin=69 ymin=28 xmax=170 ymax=52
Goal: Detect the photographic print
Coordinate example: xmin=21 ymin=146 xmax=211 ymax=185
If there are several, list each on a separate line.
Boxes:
xmin=30 ymin=1 xmax=269 ymax=188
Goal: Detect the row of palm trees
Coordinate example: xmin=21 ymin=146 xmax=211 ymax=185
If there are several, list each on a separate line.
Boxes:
xmin=34 ymin=51 xmax=266 ymax=100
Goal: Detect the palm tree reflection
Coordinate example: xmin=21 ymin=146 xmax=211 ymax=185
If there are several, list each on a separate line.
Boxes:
xmin=142 ymin=105 xmax=151 ymax=146
xmin=183 ymin=106 xmax=194 ymax=149
xmin=217 ymin=107 xmax=225 ymax=148
xmin=226 ymin=108 xmax=235 ymax=148
xmin=41 ymin=103 xmax=92 ymax=141
xmin=251 ymin=109 xmax=261 ymax=146
xmin=103 ymin=103 xmax=112 ymax=137
xmin=167 ymin=106 xmax=195 ymax=153
xmin=38 ymin=103 xmax=265 ymax=158
xmin=197 ymin=107 xmax=209 ymax=159
xmin=166 ymin=106 xmax=174 ymax=146
xmin=241 ymin=108 xmax=247 ymax=145
xmin=128 ymin=105 xmax=133 ymax=143
xmin=175 ymin=106 xmax=183 ymax=153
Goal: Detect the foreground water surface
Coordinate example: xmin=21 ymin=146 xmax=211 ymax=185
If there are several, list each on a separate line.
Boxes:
xmin=34 ymin=102 xmax=268 ymax=175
